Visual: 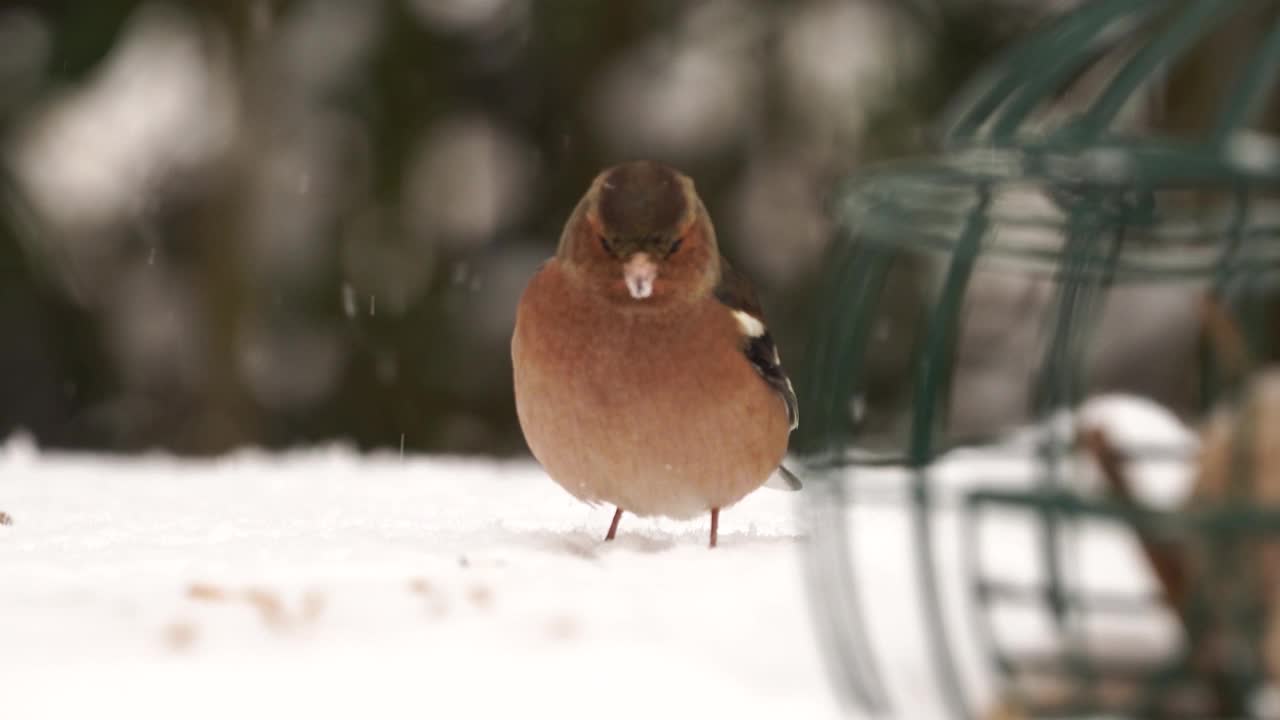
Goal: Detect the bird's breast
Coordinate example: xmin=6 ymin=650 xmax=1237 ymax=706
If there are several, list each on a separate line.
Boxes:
xmin=512 ymin=263 xmax=789 ymax=518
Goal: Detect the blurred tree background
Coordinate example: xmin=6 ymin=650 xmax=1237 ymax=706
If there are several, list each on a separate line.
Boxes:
xmin=0 ymin=0 xmax=1068 ymax=456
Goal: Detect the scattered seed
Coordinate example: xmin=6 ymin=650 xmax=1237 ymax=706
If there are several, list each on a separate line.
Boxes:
xmin=187 ymin=583 xmax=228 ymax=602
xmin=243 ymin=588 xmax=288 ymax=629
xmin=300 ymin=590 xmax=327 ymax=624
xmin=467 ymin=584 xmax=493 ymax=610
xmin=408 ymin=578 xmax=434 ymax=596
xmin=163 ymin=621 xmax=198 ymax=652
xmin=0 ymin=511 xmax=12 ymax=526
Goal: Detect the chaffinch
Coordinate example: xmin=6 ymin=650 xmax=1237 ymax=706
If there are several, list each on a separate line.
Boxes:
xmin=511 ymin=160 xmax=799 ymax=548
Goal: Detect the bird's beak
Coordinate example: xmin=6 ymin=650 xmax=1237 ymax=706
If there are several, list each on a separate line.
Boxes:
xmin=623 ymin=253 xmax=657 ymax=300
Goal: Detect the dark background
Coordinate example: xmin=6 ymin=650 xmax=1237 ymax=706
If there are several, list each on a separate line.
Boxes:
xmin=0 ymin=0 xmax=1064 ymax=456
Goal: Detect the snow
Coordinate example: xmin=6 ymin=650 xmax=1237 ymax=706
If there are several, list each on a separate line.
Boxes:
xmin=0 ymin=436 xmax=836 ymax=720
xmin=813 ymin=394 xmax=1201 ymax=718
xmin=0 ymin=395 xmax=1203 ymax=719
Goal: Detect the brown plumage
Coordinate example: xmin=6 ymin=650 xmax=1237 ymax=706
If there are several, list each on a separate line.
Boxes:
xmin=511 ymin=160 xmax=797 ymax=547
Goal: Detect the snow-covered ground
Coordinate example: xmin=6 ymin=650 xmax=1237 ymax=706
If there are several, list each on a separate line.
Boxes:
xmin=0 ymin=436 xmax=837 ymax=720
xmin=0 ymin=396 xmax=1200 ymax=720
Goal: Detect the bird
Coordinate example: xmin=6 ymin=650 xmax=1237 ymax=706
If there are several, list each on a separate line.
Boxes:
xmin=511 ymin=160 xmax=799 ymax=548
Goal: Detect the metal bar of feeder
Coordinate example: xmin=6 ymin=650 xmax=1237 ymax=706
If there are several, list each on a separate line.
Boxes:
xmin=904 ymin=186 xmax=993 ymax=720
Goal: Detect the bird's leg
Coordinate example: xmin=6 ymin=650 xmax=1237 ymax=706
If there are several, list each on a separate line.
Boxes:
xmin=605 ymin=507 xmax=623 ymax=541
xmin=709 ymin=508 xmax=720 ymax=548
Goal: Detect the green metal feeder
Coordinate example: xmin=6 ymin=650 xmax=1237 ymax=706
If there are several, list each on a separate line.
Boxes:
xmin=799 ymin=1 xmax=1280 ymax=717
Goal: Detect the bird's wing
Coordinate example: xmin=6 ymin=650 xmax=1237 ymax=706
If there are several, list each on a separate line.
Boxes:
xmin=713 ymin=256 xmax=799 ymax=432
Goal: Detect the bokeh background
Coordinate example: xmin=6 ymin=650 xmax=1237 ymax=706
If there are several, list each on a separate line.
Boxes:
xmin=0 ymin=0 xmax=1070 ymax=456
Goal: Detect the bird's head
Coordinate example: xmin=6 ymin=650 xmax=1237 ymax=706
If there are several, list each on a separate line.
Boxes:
xmin=557 ymin=160 xmax=719 ymax=306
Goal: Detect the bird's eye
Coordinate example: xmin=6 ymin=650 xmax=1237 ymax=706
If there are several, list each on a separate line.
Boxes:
xmin=665 ymin=238 xmax=684 ymax=258
xmin=598 ymin=235 xmax=613 ymax=255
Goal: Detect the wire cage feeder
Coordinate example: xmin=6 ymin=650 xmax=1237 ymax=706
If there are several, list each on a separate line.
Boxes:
xmin=799 ymin=1 xmax=1280 ymax=718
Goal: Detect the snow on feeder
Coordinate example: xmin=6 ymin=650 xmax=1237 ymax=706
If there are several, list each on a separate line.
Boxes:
xmin=797 ymin=1 xmax=1280 ymax=718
